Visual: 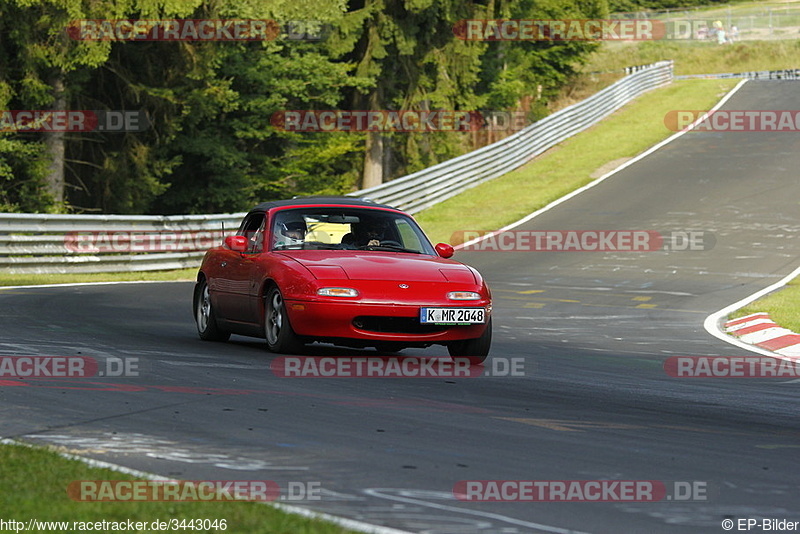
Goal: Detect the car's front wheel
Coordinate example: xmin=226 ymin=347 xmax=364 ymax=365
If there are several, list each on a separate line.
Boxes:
xmin=194 ymin=279 xmax=230 ymax=342
xmin=264 ymin=286 xmax=303 ymax=354
xmin=447 ymin=317 xmax=492 ymax=363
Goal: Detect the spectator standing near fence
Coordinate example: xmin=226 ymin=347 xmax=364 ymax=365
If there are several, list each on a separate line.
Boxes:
xmin=713 ymin=20 xmax=727 ymax=44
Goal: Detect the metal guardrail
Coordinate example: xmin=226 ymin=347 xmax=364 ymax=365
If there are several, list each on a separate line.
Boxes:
xmin=0 ymin=213 xmax=243 ymax=274
xmin=1 ymin=61 xmax=672 ymax=274
xmin=676 ymin=68 xmax=800 ymax=81
xmin=349 ymin=60 xmax=673 ymax=214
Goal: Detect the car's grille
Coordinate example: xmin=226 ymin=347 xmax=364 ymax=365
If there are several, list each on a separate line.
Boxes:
xmin=353 ymin=316 xmax=448 ymax=334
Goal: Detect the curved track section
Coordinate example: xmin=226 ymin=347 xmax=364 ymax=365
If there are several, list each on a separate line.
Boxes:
xmin=2 ymin=81 xmax=799 ymax=533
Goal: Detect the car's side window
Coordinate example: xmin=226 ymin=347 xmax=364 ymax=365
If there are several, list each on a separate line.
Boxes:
xmin=238 ymin=214 xmax=266 ymax=253
xmin=396 ymin=219 xmax=423 ymax=251
xmin=272 ymin=211 xmax=308 ymax=250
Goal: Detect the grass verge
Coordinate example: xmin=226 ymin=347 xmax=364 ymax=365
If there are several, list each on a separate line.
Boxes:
xmin=0 ymin=268 xmax=197 ymax=287
xmin=0 ymin=441 xmax=357 ymax=534
xmin=415 ymin=77 xmax=739 ymax=245
xmin=551 ymin=39 xmax=800 ymax=111
xmin=581 ymin=40 xmax=800 ymax=77
xmin=727 ymin=277 xmax=800 ymax=333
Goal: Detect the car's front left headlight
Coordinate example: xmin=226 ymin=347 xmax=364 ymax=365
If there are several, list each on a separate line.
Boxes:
xmin=317 ymin=287 xmax=359 ymax=297
xmin=447 ymin=291 xmax=481 ymax=300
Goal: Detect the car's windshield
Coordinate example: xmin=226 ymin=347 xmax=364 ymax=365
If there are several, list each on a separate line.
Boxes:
xmin=270 ymin=207 xmax=435 ymax=255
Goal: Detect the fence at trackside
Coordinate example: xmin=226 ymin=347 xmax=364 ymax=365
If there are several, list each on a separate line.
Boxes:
xmin=675 ymin=68 xmax=800 ymax=81
xmin=0 ymin=213 xmax=243 ymax=274
xmin=349 ymin=60 xmax=674 ymax=214
xmin=1 ymin=61 xmax=672 ymax=274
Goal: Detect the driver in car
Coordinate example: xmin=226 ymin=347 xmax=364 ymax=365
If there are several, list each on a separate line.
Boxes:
xmin=341 ymin=218 xmax=390 ymax=248
xmin=273 ymin=216 xmax=307 ymax=249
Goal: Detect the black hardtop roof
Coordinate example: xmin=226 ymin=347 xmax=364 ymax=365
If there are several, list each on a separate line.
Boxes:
xmin=248 ymin=196 xmax=401 ymax=215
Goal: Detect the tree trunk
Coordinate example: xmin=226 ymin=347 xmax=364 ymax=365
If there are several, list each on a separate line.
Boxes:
xmin=360 ymin=83 xmax=385 ymax=190
xmin=44 ymin=71 xmax=66 ymax=206
xmin=362 ymin=131 xmax=383 ymax=189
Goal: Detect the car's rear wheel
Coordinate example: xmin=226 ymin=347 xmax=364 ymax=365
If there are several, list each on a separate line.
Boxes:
xmin=194 ymin=279 xmax=230 ymax=342
xmin=447 ymin=317 xmax=492 ymax=363
xmin=264 ymin=286 xmax=303 ymax=354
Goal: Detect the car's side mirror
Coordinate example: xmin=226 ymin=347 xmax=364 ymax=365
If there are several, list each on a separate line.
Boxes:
xmin=435 ymin=242 xmax=454 ymax=258
xmin=225 ymin=235 xmax=248 ymax=252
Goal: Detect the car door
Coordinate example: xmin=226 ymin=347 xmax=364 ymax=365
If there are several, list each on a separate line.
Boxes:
xmin=214 ymin=213 xmax=265 ymax=324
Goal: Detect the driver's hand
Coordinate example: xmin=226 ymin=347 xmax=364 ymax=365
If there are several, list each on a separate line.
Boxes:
xmin=368 ymin=239 xmax=380 ymax=246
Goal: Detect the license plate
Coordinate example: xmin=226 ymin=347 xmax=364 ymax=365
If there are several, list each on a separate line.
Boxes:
xmin=420 ymin=307 xmax=485 ymax=325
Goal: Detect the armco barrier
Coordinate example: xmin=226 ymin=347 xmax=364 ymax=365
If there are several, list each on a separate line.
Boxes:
xmin=349 ymin=60 xmax=673 ymax=213
xmin=675 ymin=68 xmax=800 ymax=81
xmin=0 ymin=213 xmax=243 ymax=274
xmin=1 ymin=61 xmax=672 ymax=274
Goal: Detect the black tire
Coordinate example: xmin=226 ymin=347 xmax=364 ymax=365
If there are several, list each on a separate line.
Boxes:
xmin=264 ymin=286 xmax=303 ymax=354
xmin=194 ymin=279 xmax=231 ymax=342
xmin=447 ymin=317 xmax=492 ymax=363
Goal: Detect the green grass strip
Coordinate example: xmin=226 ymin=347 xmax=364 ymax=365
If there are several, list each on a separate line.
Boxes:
xmin=582 ymin=40 xmax=800 ymax=77
xmin=0 ymin=441 xmax=359 ymax=534
xmin=729 ymin=278 xmax=800 ymax=333
xmin=0 ymin=268 xmax=197 ymax=287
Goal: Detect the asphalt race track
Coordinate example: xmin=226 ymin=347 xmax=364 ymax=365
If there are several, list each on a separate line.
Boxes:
xmin=2 ymin=81 xmax=799 ymax=533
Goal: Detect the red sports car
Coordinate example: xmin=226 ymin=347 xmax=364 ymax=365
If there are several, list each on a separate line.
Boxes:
xmin=193 ymin=197 xmax=492 ymax=361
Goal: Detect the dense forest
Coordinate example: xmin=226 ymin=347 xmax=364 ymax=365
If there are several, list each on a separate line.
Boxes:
xmin=0 ymin=0 xmax=729 ymax=215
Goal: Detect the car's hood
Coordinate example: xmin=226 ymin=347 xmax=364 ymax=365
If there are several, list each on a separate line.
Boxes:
xmin=279 ymin=250 xmax=477 ymax=284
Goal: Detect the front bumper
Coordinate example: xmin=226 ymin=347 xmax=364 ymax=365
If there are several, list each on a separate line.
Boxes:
xmin=285 ymin=300 xmax=490 ymax=342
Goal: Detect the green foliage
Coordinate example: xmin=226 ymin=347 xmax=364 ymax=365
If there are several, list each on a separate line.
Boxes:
xmin=479 ymin=0 xmax=607 ymax=116
xmin=147 ymin=37 xmax=365 ymax=214
xmin=0 ymin=0 xmax=607 ymax=214
xmin=0 ymin=136 xmax=52 ymax=211
xmin=609 ymin=0 xmax=731 ymax=11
